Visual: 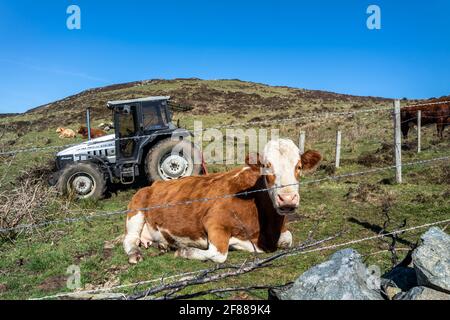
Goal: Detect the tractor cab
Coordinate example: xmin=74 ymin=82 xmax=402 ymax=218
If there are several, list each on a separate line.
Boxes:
xmin=107 ymin=96 xmax=175 ymax=163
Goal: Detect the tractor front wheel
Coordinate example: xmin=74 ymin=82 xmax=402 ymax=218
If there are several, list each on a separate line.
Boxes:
xmin=56 ymin=163 xmax=107 ymax=200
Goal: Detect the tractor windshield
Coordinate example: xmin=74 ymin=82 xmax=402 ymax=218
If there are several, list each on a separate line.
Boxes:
xmin=142 ymin=101 xmax=168 ymax=130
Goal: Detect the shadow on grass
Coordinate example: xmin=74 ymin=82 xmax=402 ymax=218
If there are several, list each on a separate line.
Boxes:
xmin=106 ymin=176 xmax=148 ymax=198
xmin=347 ymin=217 xmax=415 ymax=247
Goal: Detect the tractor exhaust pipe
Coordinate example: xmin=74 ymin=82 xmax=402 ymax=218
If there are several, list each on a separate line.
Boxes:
xmin=86 ymin=107 xmax=92 ymax=141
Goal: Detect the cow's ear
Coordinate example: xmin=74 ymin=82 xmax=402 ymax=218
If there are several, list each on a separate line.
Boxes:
xmin=301 ymin=150 xmax=322 ymax=172
xmin=245 ymin=153 xmax=262 ymax=170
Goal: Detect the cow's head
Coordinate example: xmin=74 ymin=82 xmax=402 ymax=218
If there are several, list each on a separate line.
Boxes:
xmin=246 ymin=139 xmax=321 ymax=215
xmin=77 ymin=126 xmax=87 ymax=134
xmin=400 ymin=111 xmax=410 ymax=139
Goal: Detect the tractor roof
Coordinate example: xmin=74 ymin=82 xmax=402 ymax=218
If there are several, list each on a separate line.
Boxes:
xmin=107 ymin=96 xmax=171 ymax=109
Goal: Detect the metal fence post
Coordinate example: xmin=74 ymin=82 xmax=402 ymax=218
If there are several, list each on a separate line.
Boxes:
xmin=299 ymin=131 xmax=305 ymax=155
xmin=417 ymin=110 xmax=421 ymax=153
xmin=335 ymin=130 xmax=342 ymax=168
xmin=393 ymin=100 xmax=402 ymax=183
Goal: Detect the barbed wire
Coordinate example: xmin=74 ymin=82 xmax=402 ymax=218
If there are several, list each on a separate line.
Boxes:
xmin=1 ymin=99 xmax=448 ymax=300
xmin=284 ymin=217 xmax=450 ymax=258
xmin=31 ymin=216 xmax=450 ymax=300
xmin=209 ymin=106 xmax=393 ymax=130
xmin=199 ymin=100 xmax=450 ymax=130
xmin=0 ymin=106 xmax=394 ymax=156
xmin=401 ymin=115 xmax=450 ymax=125
xmin=1 ymin=154 xmax=449 ymax=234
xmin=30 ymin=268 xmax=209 ymax=300
xmin=404 ymin=100 xmax=450 ymax=108
xmin=2 ymin=100 xmax=449 ymax=156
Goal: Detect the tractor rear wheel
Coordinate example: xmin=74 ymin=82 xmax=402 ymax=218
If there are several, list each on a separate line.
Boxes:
xmin=145 ymin=139 xmax=202 ymax=183
xmin=56 ymin=163 xmax=107 ymax=200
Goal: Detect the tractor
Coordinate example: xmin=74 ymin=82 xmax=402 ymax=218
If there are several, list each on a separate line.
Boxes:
xmin=51 ymin=96 xmax=203 ymax=199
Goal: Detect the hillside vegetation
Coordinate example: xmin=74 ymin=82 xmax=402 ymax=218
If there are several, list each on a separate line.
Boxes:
xmin=1 ymin=78 xmax=391 ymax=133
xmin=0 ymin=79 xmax=448 ymax=300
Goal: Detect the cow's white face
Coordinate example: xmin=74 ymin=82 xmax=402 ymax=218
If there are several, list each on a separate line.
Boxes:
xmin=258 ymin=139 xmax=321 ymax=215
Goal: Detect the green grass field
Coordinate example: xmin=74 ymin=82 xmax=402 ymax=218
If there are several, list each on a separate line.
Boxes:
xmin=0 ymin=80 xmax=449 ymax=300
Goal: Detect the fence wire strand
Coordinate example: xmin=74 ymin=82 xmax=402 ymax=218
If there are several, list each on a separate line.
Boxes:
xmin=405 ymin=100 xmax=450 ymax=108
xmin=0 ymin=106 xmax=395 ymax=156
xmin=2 ymin=100 xmax=449 ymax=156
xmin=1 ymin=99 xmax=449 ymax=300
xmin=31 ymin=216 xmax=450 ymax=300
xmin=1 ymin=154 xmax=449 ymax=234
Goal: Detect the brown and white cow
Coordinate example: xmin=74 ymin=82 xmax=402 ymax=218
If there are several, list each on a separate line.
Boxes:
xmin=123 ymin=139 xmax=322 ymax=264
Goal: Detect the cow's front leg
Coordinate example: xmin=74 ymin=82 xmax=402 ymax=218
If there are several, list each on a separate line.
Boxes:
xmin=175 ymin=227 xmax=230 ymax=263
xmin=229 ymin=237 xmax=264 ymax=253
xmin=175 ymin=245 xmax=228 ymax=263
xmin=277 ymin=230 xmax=293 ymax=248
xmin=139 ymin=223 xmax=153 ymax=249
xmin=123 ymin=211 xmax=145 ymax=264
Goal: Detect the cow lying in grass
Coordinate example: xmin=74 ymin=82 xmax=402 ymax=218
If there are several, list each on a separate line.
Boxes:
xmin=77 ymin=126 xmax=107 ymax=139
xmin=56 ymin=127 xmax=76 ymax=138
xmin=123 ymin=138 xmax=322 ymax=264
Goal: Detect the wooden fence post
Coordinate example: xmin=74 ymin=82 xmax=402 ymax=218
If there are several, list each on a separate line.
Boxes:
xmin=393 ymin=100 xmax=402 ymax=183
xmin=299 ymin=131 xmax=305 ymax=155
xmin=417 ymin=110 xmax=421 ymax=153
xmin=335 ymin=130 xmax=341 ymax=168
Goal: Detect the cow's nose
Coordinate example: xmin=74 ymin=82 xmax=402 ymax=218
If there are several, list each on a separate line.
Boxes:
xmin=276 ymin=193 xmax=299 ymax=207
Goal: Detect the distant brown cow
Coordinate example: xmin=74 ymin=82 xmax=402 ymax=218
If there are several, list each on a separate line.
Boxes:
xmin=401 ymin=99 xmax=450 ymax=139
xmin=77 ymin=126 xmax=107 ymax=139
xmin=123 ymin=139 xmax=322 ymax=264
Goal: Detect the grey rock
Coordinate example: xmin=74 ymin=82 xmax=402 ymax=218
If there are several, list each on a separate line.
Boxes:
xmin=277 ymin=248 xmax=383 ymax=300
xmin=394 ymin=286 xmax=450 ymax=300
xmin=268 ymin=284 xmax=293 ymax=300
xmin=412 ymin=227 xmax=450 ymax=292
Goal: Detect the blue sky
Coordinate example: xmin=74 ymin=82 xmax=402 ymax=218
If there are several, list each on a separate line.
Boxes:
xmin=0 ymin=0 xmax=449 ymax=113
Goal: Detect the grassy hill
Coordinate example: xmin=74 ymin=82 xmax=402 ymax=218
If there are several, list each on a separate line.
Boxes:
xmin=1 ymin=78 xmax=393 ymax=133
xmin=0 ymin=79 xmax=448 ymax=300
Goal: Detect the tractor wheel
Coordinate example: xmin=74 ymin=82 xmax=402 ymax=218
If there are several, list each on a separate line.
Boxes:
xmin=56 ymin=163 xmax=107 ymax=200
xmin=145 ymin=139 xmax=202 ymax=183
